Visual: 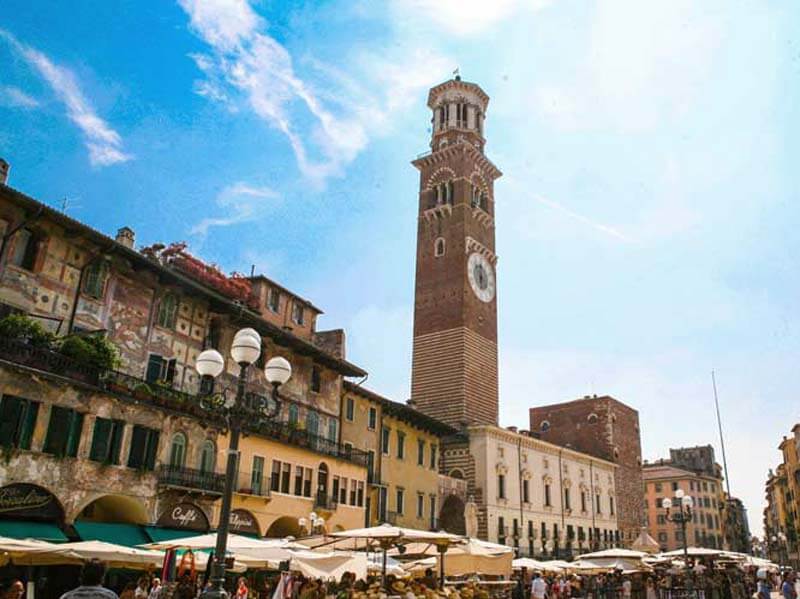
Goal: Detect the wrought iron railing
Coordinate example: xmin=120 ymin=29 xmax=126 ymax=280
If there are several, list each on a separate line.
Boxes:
xmin=0 ymin=336 xmax=101 ymax=385
xmin=235 ymin=470 xmax=271 ymax=498
xmin=158 ymin=465 xmax=226 ymax=494
xmin=314 ymin=492 xmax=337 ymax=510
xmin=1 ymin=338 xmax=369 ymax=467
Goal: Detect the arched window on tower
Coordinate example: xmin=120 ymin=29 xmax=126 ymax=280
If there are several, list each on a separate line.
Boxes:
xmin=434 ymin=238 xmax=446 ymax=258
xmin=446 ymin=181 xmax=454 ymax=204
xmin=480 ymin=191 xmax=488 ymax=212
xmin=477 ymin=110 xmax=483 ymax=135
xmin=439 ymin=106 xmax=446 ymax=130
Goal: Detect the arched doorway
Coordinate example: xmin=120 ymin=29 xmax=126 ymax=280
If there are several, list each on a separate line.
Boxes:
xmin=265 ymin=516 xmax=301 ymax=538
xmin=74 ymin=494 xmax=150 ymax=545
xmin=0 ymin=483 xmax=67 ymax=542
xmin=439 ymin=495 xmax=466 ymax=535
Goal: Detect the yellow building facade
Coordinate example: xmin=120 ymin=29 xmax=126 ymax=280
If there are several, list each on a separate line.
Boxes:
xmin=341 ymin=382 xmax=456 ymax=531
xmin=211 ymin=428 xmax=368 ymax=538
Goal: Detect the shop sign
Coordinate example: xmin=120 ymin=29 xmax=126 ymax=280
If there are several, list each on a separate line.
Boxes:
xmin=157 ymin=502 xmax=210 ymax=531
xmin=229 ymin=509 xmax=260 ymax=536
xmin=0 ymin=484 xmax=62 ymax=521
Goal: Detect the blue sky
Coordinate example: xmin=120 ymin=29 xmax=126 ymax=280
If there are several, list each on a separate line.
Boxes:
xmin=1 ymin=0 xmax=798 ymax=536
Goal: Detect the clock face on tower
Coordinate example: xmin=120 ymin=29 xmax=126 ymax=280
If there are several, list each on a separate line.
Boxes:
xmin=467 ymin=252 xmax=496 ymax=303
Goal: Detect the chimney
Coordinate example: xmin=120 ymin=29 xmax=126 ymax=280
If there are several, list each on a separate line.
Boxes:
xmin=115 ymin=226 xmax=135 ymax=249
xmin=0 ymin=158 xmax=9 ymax=185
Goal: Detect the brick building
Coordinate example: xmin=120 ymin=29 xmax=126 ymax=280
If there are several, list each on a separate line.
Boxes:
xmin=529 ymin=395 xmax=644 ymax=546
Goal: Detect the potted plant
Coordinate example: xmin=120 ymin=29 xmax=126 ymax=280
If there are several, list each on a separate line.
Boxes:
xmin=133 ymin=382 xmax=153 ymax=401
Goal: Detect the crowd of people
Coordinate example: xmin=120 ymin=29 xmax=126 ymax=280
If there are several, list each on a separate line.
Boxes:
xmin=514 ymin=565 xmax=797 ymax=599
xmin=2 ymin=558 xmax=798 ymax=599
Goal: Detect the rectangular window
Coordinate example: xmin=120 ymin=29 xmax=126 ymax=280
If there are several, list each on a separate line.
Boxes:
xmin=345 ymin=397 xmax=355 ymax=421
xmin=303 ymin=467 xmax=312 ymax=497
xmin=43 ymin=406 xmax=83 ymax=457
xmin=564 ymin=488 xmax=571 ymax=510
xmin=581 ymin=491 xmax=587 ymax=512
xmin=657 ymin=514 xmax=666 ymax=525
xmin=82 ymin=262 xmax=109 ymax=299
xmin=522 ymin=479 xmax=530 ymax=503
xmin=396 ymin=488 xmax=405 ymax=514
xmin=430 ymin=444 xmax=437 ymax=469
xmin=596 ymin=494 xmax=602 ymax=514
xmin=379 ymin=487 xmax=388 ymax=522
xmin=293 ymin=464 xmax=303 ymax=496
xmin=145 ymin=354 xmax=176 ymax=385
xmin=340 ymin=478 xmax=348 ymax=505
xmin=89 ymin=417 xmax=124 ymax=464
xmin=544 ymin=484 xmax=551 ymax=507
xmin=350 ymin=480 xmax=357 ymax=506
xmin=332 ymin=476 xmax=340 ymax=502
xmin=268 ymin=288 xmax=280 ymax=312
xmin=291 ymin=302 xmax=305 ymax=325
xmin=357 ymin=481 xmax=365 ymax=507
xmin=156 ymin=294 xmax=178 ymax=329
xmin=127 ymin=426 xmax=159 ymax=470
xmin=498 ymin=474 xmax=506 ymax=499
xmin=430 ymin=496 xmax=437 ymax=529
xmin=672 ymin=481 xmax=678 ymax=491
xmin=251 ymin=456 xmax=265 ymax=495
xmin=10 ymin=229 xmax=41 ymax=271
xmin=417 ymin=439 xmax=425 ymax=465
xmin=367 ymin=450 xmax=376 ymax=482
xmin=396 ymin=431 xmax=405 ymax=459
xmin=610 ymin=496 xmax=615 ymax=515
xmin=368 ymin=407 xmax=377 ymax=430
xmin=327 ymin=418 xmax=337 ymax=442
xmin=541 ymin=522 xmax=547 ymax=540
xmin=271 ymin=460 xmax=281 ymax=492
xmin=382 ymin=427 xmax=390 ymax=455
xmin=311 ymin=365 xmax=321 ymax=393
xmin=280 ymin=462 xmax=291 ymax=494
xmin=498 ymin=516 xmax=506 ymax=541
xmin=0 ymin=395 xmax=39 ymax=450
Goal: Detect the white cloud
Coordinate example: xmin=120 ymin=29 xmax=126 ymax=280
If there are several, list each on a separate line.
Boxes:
xmin=0 ymin=85 xmax=39 ymax=109
xmin=531 ymin=0 xmax=722 ymax=132
xmin=391 ymin=0 xmax=552 ymax=36
xmin=178 ymin=0 xmax=448 ymax=185
xmin=0 ymin=30 xmax=132 ymax=167
xmin=190 ymin=181 xmax=279 ymax=236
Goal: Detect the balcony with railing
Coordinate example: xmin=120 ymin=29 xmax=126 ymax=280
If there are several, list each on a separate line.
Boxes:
xmin=0 ymin=337 xmax=369 ymax=467
xmin=157 ymin=465 xmax=226 ymax=495
xmin=314 ymin=492 xmax=337 ymax=511
xmin=234 ymin=470 xmax=271 ymax=500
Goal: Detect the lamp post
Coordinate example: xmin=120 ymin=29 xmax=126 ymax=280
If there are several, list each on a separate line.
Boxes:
xmin=662 ymin=490 xmax=693 ymax=586
xmin=771 ymin=532 xmax=788 ymax=569
xmin=299 ymin=512 xmax=326 ymax=536
xmin=195 ymin=328 xmax=292 ymax=599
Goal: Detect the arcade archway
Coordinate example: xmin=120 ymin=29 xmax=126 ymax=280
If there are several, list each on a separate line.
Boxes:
xmin=265 ymin=516 xmax=301 ymax=538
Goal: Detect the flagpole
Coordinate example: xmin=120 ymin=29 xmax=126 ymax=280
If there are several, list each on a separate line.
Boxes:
xmin=711 ymin=370 xmax=732 ymax=499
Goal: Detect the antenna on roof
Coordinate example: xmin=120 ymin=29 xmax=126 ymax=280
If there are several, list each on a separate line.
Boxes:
xmin=250 ymin=264 xmax=255 ymax=277
xmin=712 ymin=370 xmax=732 ymax=499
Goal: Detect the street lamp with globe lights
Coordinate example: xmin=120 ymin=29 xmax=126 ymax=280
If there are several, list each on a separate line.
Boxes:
xmin=771 ymin=532 xmax=788 ymax=568
xmin=299 ymin=512 xmax=326 ymax=536
xmin=195 ymin=328 xmax=292 ymax=598
xmin=662 ymin=489 xmax=694 ymax=568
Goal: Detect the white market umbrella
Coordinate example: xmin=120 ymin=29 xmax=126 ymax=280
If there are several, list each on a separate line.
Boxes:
xmin=660 ymin=547 xmax=724 ymax=558
xmin=576 ymin=548 xmax=649 ymax=560
xmin=0 ymin=537 xmax=82 ymax=567
xmin=330 ymin=524 xmax=464 ymax=587
xmin=23 ymin=540 xmax=164 ymax=569
xmin=512 ymin=557 xmax=553 ymax=572
xmin=141 ymin=532 xmax=304 ymax=552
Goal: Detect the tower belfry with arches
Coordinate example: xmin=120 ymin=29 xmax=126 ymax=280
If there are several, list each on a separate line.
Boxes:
xmin=410 ymin=76 xmax=502 ymax=429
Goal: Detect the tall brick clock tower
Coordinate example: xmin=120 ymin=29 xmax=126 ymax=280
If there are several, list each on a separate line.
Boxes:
xmin=410 ymin=77 xmax=502 ymax=428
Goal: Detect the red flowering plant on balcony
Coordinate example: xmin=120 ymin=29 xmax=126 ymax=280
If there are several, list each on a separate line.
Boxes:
xmin=141 ymin=242 xmax=259 ymax=309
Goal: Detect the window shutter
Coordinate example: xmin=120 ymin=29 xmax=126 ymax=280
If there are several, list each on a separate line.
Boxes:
xmin=128 ymin=426 xmax=146 ymax=468
xmin=145 ymin=355 xmax=163 ymax=383
xmin=66 ymin=412 xmax=84 ymax=457
xmin=0 ymin=396 xmax=24 ymax=446
xmin=90 ymin=418 xmax=112 ymax=462
xmin=19 ymin=401 xmax=39 ymax=450
xmin=44 ymin=406 xmax=71 ymax=456
xmin=164 ymin=359 xmax=177 ymax=384
xmin=144 ymin=430 xmax=160 ymax=470
xmin=109 ymin=421 xmax=125 ymax=464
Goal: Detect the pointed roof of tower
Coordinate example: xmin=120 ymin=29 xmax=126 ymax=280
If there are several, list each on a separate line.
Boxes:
xmin=427 ymin=78 xmax=490 ymax=109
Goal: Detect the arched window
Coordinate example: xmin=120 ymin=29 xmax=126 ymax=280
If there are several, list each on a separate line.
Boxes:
xmin=199 ymin=440 xmax=216 ymax=473
xmin=446 ymin=181 xmax=454 ymax=204
xmin=471 ymin=185 xmax=480 ymax=208
xmin=169 ymin=433 xmax=187 ymax=468
xmin=288 ymin=404 xmax=299 ymax=426
xmin=317 ymin=463 xmax=329 ymax=498
xmin=157 ymin=293 xmax=178 ymax=329
xmin=479 ymin=192 xmax=488 ymax=212
xmin=307 ymin=411 xmax=319 ymax=436
xmin=434 ymin=238 xmax=446 ymax=258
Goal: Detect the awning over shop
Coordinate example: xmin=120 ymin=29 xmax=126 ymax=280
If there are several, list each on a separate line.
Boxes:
xmin=0 ymin=520 xmax=69 ymax=543
xmin=73 ymin=522 xmax=150 ymax=547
